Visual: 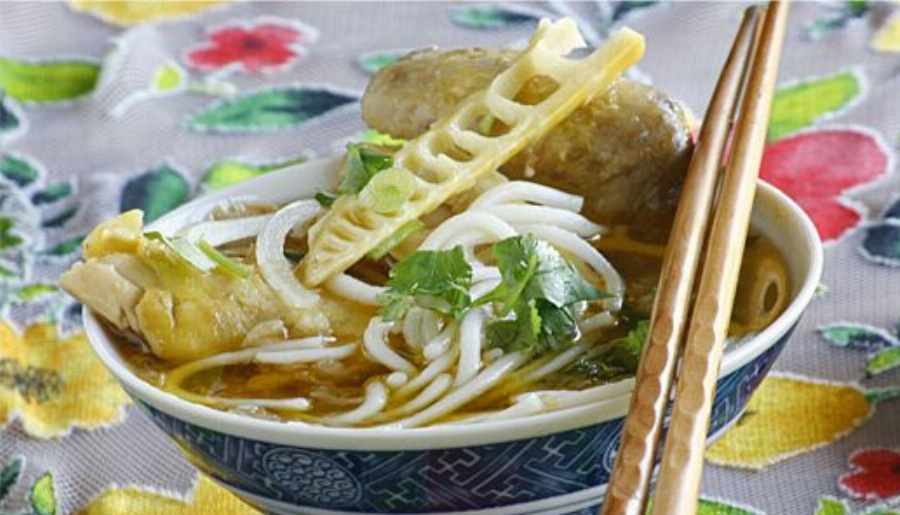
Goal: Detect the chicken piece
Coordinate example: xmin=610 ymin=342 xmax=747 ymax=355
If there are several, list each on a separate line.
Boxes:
xmin=61 ymin=211 xmax=328 ymax=363
xmin=362 ymin=48 xmax=693 ymax=226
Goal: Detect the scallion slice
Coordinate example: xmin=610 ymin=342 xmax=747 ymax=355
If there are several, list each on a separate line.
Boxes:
xmin=198 ymin=239 xmax=252 ymax=279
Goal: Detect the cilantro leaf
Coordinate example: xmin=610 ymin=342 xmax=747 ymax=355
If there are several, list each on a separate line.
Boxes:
xmin=482 ymin=235 xmax=607 ymax=354
xmin=486 ymin=235 xmax=606 ymax=310
xmin=337 ymin=144 xmax=393 ymax=195
xmin=604 ymin=319 xmax=650 ymax=372
xmin=314 ymin=190 xmax=338 ymax=207
xmin=487 ymin=300 xmax=541 ymax=350
xmin=574 ymin=319 xmax=650 ymax=382
xmin=378 ymin=246 xmax=472 ymax=321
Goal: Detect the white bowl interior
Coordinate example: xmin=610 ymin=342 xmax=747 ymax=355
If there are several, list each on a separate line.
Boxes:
xmin=84 ymin=158 xmax=823 ymax=450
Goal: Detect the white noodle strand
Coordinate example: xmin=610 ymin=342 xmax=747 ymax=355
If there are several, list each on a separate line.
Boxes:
xmin=524 ymin=342 xmax=588 ymax=383
xmin=326 ymin=381 xmax=388 ymax=425
xmin=325 ymin=273 xmax=385 ymax=305
xmin=482 ymin=204 xmax=604 ymax=237
xmin=461 ymin=393 xmax=546 ymax=424
xmin=525 ymin=379 xmax=634 ymax=410
xmin=396 ymin=348 xmax=458 ymax=398
xmin=402 ymin=308 xmax=426 ymax=350
xmin=470 ymin=278 xmax=501 ymax=302
xmin=386 ymin=372 xmax=409 ymax=388
xmin=364 ymin=318 xmax=415 ymax=372
xmin=384 ymin=373 xmax=453 ymax=419
xmin=422 ymin=325 xmax=455 ymax=361
xmin=471 ymin=266 xmax=501 ymax=283
xmin=182 ymin=393 xmax=311 ymax=413
xmin=455 ymin=307 xmax=487 ymax=386
xmin=389 ymin=352 xmax=527 ymax=429
xmin=177 ymin=214 xmax=272 ymax=246
xmin=581 ymin=311 xmax=616 ymax=333
xmin=254 ymin=343 xmax=356 ymax=364
xmin=172 ymin=336 xmax=329 ymax=374
xmin=421 ymin=212 xmax=517 ymax=250
xmin=256 ymin=200 xmax=321 ymax=308
xmin=418 ymin=310 xmax=442 ymax=347
xmin=470 ymin=181 xmax=584 ymax=211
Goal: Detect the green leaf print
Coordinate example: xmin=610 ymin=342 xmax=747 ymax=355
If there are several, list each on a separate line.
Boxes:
xmin=29 ymin=472 xmax=56 ymax=515
xmin=202 ymin=156 xmax=306 ymax=191
xmin=867 ymin=347 xmax=900 ymax=376
xmin=42 ymin=235 xmax=85 ymax=257
xmin=15 ymin=284 xmax=59 ymax=302
xmin=150 ymin=60 xmax=186 ymax=92
xmin=450 ymin=6 xmax=542 ymax=29
xmin=0 ymin=217 xmax=23 ymax=249
xmin=119 ymin=164 xmax=190 ymax=222
xmin=357 ymin=49 xmax=407 ymax=75
xmin=769 ymin=70 xmax=862 ymax=141
xmin=41 ymin=207 xmax=78 ymax=228
xmin=0 ymin=456 xmax=24 ymax=502
xmin=0 ymin=154 xmax=40 ymax=187
xmin=31 ymin=183 xmax=73 ymax=205
xmin=0 ymin=56 xmax=100 ymax=103
xmin=696 ymin=498 xmax=763 ymax=515
xmin=815 ymin=497 xmax=849 ymax=515
xmin=0 ymin=94 xmax=23 ymax=138
xmin=187 ymin=86 xmax=357 ymax=133
xmin=817 ymin=323 xmax=900 ymax=352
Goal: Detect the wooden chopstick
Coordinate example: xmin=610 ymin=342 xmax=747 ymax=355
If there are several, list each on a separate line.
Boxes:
xmin=599 ymin=7 xmax=765 ymax=515
xmin=649 ymin=3 xmax=790 ymax=514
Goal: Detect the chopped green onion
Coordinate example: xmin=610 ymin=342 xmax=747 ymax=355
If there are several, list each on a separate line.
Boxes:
xmin=368 ymin=219 xmax=425 ymax=260
xmin=315 ymin=191 xmax=338 ymax=207
xmin=198 ymin=239 xmax=252 ymax=279
xmin=338 ymin=145 xmax=394 ymax=195
xmin=476 ymin=115 xmax=495 ymax=136
xmin=362 ymin=129 xmax=407 ymax=148
xmin=359 ymin=167 xmax=417 ymax=213
xmin=145 ymin=231 xmax=216 ymax=272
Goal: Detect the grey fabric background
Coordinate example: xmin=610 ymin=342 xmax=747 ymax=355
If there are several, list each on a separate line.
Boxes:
xmin=1 ymin=1 xmax=899 ymax=514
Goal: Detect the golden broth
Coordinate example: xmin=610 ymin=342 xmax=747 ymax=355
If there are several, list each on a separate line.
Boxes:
xmin=111 ymin=222 xmax=790 ymax=425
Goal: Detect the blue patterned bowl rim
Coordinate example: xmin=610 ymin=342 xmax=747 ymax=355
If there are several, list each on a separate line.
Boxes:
xmin=82 ymin=157 xmax=823 ymax=451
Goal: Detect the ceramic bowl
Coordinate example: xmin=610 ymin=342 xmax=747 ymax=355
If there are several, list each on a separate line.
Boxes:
xmin=83 ymin=157 xmax=823 ymax=515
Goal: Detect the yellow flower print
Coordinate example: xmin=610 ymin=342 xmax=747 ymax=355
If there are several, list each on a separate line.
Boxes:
xmin=68 ymin=0 xmax=228 ymax=28
xmin=78 ymin=475 xmax=259 ymax=515
xmin=872 ymin=10 xmax=900 ymax=53
xmin=0 ymin=321 xmax=130 ymax=438
xmin=706 ymin=374 xmax=874 ymax=470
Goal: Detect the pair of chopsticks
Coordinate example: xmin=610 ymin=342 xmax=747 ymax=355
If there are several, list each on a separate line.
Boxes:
xmin=600 ymin=3 xmax=789 ymax=515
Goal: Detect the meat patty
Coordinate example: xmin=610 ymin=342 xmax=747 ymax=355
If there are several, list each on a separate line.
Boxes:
xmin=361 ymin=48 xmax=693 ymax=227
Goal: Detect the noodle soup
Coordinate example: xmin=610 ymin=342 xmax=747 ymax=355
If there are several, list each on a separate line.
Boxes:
xmin=62 ymin=19 xmax=790 ymax=430
xmin=80 ymin=179 xmax=790 ymax=429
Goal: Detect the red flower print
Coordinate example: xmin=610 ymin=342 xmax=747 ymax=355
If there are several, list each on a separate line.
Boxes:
xmin=760 ymin=128 xmax=891 ymax=242
xmin=186 ymin=18 xmax=318 ymax=74
xmin=839 ymin=448 xmax=900 ymax=500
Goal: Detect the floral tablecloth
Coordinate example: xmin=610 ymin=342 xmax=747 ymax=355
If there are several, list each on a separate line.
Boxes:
xmin=1 ymin=1 xmax=899 ymax=514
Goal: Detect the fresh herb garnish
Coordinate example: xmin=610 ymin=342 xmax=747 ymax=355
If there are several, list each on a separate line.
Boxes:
xmin=368 ymin=219 xmax=425 ymax=260
xmin=378 ymin=246 xmax=472 ymax=321
xmin=574 ymin=319 xmax=650 ymax=382
xmin=314 ymin=190 xmax=338 ymax=207
xmin=197 ymin=239 xmax=252 ymax=279
xmin=376 ymin=235 xmax=606 ymax=355
xmin=144 ymin=231 xmax=215 ymax=272
xmin=480 ymin=235 xmax=606 ymax=354
xmin=337 ymin=144 xmax=393 ymax=195
xmin=361 ymin=129 xmax=407 ymax=148
xmin=359 ymin=167 xmax=416 ymax=213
